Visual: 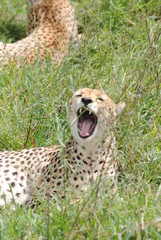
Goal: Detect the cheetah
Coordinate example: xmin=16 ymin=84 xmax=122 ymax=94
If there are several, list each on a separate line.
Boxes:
xmin=0 ymin=88 xmax=125 ymax=208
xmin=0 ymin=0 xmax=77 ymax=65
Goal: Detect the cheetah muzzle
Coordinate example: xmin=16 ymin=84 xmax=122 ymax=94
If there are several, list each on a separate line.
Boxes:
xmin=0 ymin=88 xmax=125 ymax=208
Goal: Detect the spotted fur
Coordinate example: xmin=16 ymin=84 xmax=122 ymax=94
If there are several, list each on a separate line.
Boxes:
xmin=0 ymin=0 xmax=77 ymax=65
xmin=0 ymin=88 xmax=125 ymax=208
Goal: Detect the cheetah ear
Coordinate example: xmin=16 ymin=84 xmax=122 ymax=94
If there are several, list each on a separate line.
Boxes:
xmin=115 ymin=102 xmax=126 ymax=116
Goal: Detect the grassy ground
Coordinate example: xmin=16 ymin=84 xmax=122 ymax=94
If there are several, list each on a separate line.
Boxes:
xmin=0 ymin=0 xmax=161 ymax=239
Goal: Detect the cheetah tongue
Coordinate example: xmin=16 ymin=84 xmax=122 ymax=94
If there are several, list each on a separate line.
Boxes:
xmin=80 ymin=119 xmax=94 ymax=137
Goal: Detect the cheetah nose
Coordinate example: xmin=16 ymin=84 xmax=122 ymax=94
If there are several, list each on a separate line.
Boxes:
xmin=81 ymin=97 xmax=92 ymax=106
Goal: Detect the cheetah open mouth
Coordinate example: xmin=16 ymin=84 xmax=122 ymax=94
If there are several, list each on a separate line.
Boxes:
xmin=77 ymin=108 xmax=97 ymax=138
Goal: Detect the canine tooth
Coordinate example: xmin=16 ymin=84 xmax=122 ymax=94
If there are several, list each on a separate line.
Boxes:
xmin=89 ymin=110 xmax=92 ymax=115
xmin=80 ymin=108 xmax=82 ymax=113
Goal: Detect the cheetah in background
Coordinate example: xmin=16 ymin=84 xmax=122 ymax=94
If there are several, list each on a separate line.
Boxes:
xmin=0 ymin=0 xmax=77 ymax=65
xmin=0 ymin=88 xmax=125 ymax=208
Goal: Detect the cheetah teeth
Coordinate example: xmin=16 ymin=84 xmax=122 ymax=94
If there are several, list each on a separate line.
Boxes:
xmin=78 ymin=108 xmax=95 ymax=116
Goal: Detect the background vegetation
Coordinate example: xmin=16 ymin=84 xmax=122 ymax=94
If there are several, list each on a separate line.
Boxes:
xmin=0 ymin=0 xmax=161 ymax=238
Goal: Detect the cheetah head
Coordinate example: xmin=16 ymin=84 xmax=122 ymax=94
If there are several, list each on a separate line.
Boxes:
xmin=68 ymin=88 xmax=125 ymax=144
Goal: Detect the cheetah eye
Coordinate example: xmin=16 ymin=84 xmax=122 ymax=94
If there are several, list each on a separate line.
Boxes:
xmin=76 ymin=94 xmax=82 ymax=97
xmin=97 ymin=97 xmax=104 ymax=101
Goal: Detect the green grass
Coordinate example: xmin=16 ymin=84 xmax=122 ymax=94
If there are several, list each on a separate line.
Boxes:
xmin=0 ymin=0 xmax=161 ymax=238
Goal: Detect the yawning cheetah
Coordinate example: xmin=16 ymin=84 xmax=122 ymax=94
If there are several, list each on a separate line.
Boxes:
xmin=0 ymin=0 xmax=77 ymax=65
xmin=0 ymin=88 xmax=125 ymax=208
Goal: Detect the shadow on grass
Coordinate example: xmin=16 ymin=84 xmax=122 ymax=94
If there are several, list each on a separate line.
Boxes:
xmin=0 ymin=21 xmax=27 ymax=42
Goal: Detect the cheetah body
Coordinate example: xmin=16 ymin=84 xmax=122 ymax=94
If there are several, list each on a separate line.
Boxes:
xmin=0 ymin=0 xmax=77 ymax=65
xmin=0 ymin=88 xmax=125 ymax=207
